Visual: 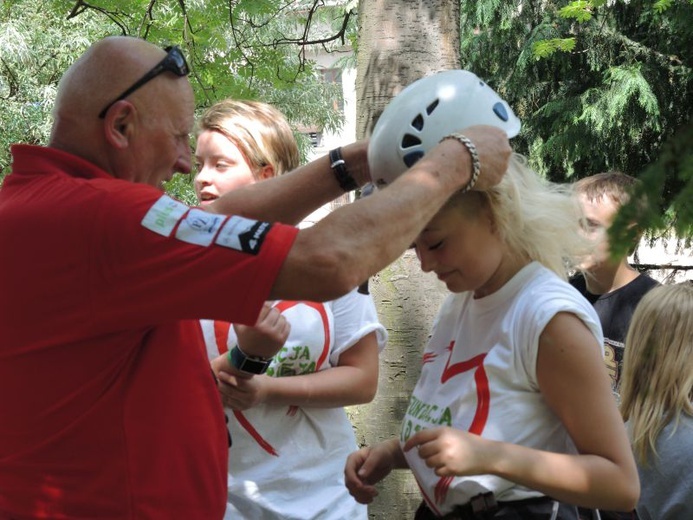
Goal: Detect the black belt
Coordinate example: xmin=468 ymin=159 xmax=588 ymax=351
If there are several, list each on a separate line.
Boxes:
xmin=415 ymin=493 xmax=557 ymax=520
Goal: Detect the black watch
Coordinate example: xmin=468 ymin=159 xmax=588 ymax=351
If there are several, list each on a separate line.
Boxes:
xmin=228 ymin=345 xmax=272 ymax=375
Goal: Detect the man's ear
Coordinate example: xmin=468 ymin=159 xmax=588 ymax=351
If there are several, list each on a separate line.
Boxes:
xmin=103 ymin=101 xmax=135 ymax=149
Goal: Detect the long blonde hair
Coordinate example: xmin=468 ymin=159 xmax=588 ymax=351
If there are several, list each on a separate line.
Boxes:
xmin=196 ymin=99 xmax=300 ymax=177
xmin=448 ymin=154 xmax=591 ymax=279
xmin=619 ymin=282 xmax=693 ymax=465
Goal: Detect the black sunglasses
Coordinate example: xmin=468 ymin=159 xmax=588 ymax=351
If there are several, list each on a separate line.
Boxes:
xmin=98 ymin=45 xmax=190 ymax=119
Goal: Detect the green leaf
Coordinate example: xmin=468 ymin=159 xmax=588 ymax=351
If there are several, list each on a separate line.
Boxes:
xmin=653 ymin=0 xmax=674 ymax=14
xmin=532 ymin=38 xmax=575 ymax=59
xmin=559 ymin=1 xmax=593 ymax=22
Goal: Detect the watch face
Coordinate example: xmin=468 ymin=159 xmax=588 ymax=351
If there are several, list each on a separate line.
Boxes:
xmin=230 ymin=345 xmax=271 ymax=374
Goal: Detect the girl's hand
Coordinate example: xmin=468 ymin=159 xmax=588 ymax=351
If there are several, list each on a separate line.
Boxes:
xmin=344 ymin=440 xmax=402 ymax=504
xmin=216 ymin=372 xmax=269 ymax=410
xmin=403 ymin=427 xmax=493 ymax=477
xmin=233 ymin=303 xmax=290 ymax=360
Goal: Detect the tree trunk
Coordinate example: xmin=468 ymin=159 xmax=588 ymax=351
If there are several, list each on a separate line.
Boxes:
xmin=349 ymin=253 xmax=448 ymax=518
xmin=351 ymin=1 xmax=461 ymax=518
xmin=356 ymin=0 xmax=461 ymax=139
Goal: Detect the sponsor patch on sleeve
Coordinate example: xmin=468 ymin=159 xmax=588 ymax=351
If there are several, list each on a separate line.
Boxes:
xmin=175 ymin=208 xmax=226 ymax=246
xmin=215 ymin=216 xmax=273 ymax=255
xmin=141 ymin=195 xmax=189 ymax=237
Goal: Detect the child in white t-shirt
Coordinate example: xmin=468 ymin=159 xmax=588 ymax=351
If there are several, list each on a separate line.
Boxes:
xmin=195 ymin=99 xmax=387 ymax=520
xmin=344 ymin=154 xmax=640 ymax=519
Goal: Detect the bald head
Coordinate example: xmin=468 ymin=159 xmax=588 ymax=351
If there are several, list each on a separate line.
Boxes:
xmin=49 ymin=36 xmax=195 ymax=184
xmin=53 ymin=37 xmax=167 ymax=125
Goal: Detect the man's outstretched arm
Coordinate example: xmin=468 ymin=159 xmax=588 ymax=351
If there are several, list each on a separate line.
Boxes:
xmin=271 ymin=125 xmax=512 ymax=302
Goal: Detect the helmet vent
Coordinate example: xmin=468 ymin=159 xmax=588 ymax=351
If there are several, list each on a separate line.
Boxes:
xmin=401 ymin=133 xmax=422 ymax=148
xmin=403 ymin=151 xmax=425 ymax=167
xmin=411 ymin=114 xmax=424 ymax=131
xmin=492 ymin=102 xmax=509 ymax=122
xmin=426 ymin=99 xmax=440 ymax=115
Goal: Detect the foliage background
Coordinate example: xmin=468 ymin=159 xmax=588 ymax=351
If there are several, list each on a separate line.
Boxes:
xmin=459 ymin=0 xmax=692 ymax=246
xmin=1 ymin=0 xmax=691 ymax=244
xmin=1 ymin=2 xmax=691 ymax=518
xmin=0 ymin=0 xmax=353 ymax=202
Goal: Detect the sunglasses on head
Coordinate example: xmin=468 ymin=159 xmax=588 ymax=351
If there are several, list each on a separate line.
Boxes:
xmin=98 ymin=45 xmax=189 ymax=119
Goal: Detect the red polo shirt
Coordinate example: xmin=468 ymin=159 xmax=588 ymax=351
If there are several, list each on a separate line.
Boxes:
xmin=0 ymin=145 xmax=298 ymax=519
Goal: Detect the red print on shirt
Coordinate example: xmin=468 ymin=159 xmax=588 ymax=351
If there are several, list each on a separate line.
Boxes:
xmin=208 ymin=321 xmax=279 ymax=456
xmin=421 ymin=341 xmax=491 ymax=513
xmin=440 ymin=340 xmax=490 ymax=435
xmin=208 ymin=302 xmax=332 ymax=456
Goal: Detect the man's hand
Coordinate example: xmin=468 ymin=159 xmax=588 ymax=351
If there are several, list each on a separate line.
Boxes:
xmin=462 ymin=125 xmax=513 ymax=191
xmin=427 ymin=125 xmax=512 ymax=192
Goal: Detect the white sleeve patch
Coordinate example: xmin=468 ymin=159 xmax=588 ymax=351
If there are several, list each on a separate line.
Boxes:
xmin=141 ymin=196 xmax=271 ymax=254
xmin=141 ymin=195 xmax=189 ymax=237
xmin=175 ymin=208 xmax=226 ymax=246
xmin=215 ymin=216 xmax=272 ymax=255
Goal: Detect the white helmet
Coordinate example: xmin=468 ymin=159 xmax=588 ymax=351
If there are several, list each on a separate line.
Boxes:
xmin=368 ymin=70 xmax=520 ymax=187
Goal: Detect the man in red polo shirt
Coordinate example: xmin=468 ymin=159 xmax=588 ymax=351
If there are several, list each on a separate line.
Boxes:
xmin=0 ymin=36 xmax=510 ymax=519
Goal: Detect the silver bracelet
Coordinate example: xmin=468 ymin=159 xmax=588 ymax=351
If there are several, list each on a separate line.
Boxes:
xmin=439 ymin=133 xmax=481 ymax=194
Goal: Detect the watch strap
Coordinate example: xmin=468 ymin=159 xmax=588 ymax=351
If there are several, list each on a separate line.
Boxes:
xmin=228 ymin=345 xmax=272 ymax=375
xmin=329 ymin=147 xmax=358 ymax=192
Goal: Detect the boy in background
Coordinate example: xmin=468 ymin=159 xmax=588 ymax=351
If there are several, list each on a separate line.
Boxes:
xmin=572 ymin=171 xmax=659 ymax=520
xmin=571 ymin=171 xmax=659 ymax=395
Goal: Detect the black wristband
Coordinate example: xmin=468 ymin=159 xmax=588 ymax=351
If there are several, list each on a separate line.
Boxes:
xmin=228 ymin=345 xmax=272 ymax=375
xmin=329 ymin=147 xmax=358 ymax=192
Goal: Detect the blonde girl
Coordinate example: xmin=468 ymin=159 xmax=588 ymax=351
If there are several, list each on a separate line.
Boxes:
xmin=345 ymin=155 xmax=640 ymax=519
xmin=620 ymin=282 xmax=693 ymax=520
xmin=195 ymin=99 xmax=387 ymax=520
